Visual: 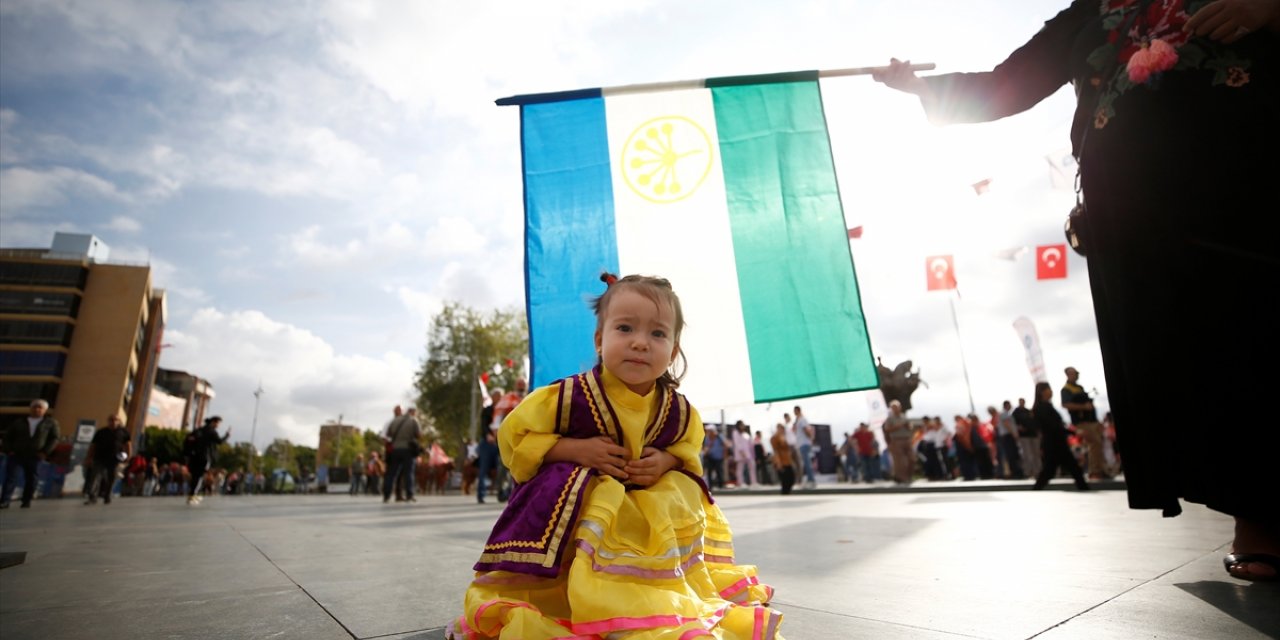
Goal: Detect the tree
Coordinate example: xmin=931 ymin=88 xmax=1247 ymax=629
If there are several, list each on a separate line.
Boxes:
xmin=415 ymin=302 xmax=527 ymax=459
xmin=334 ymin=429 xmax=378 ymax=468
xmin=217 ymin=442 xmax=254 ymax=473
xmin=142 ymin=426 xmax=185 ymax=464
xmin=260 ymin=438 xmax=294 ymax=477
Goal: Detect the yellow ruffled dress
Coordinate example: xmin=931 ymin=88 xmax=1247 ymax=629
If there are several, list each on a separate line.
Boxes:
xmin=450 ymin=367 xmax=782 ymax=639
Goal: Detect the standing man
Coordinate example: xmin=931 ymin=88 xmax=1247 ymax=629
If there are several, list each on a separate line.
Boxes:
xmin=882 ymin=400 xmax=914 ymax=485
xmin=349 ymin=453 xmax=365 ymax=496
xmin=701 ymin=425 xmax=726 ymax=490
xmin=85 ymin=415 xmax=131 ymax=505
xmin=490 ymin=379 xmax=527 ymax=502
xmin=770 ymin=424 xmax=796 ymax=495
xmin=793 ymin=406 xmax=816 ymax=489
xmin=1012 ymin=397 xmax=1041 ymax=480
xmin=1061 ymin=367 xmax=1108 ymax=480
xmin=382 ymin=405 xmax=422 ymax=504
xmin=475 ymin=430 xmax=500 ymax=503
xmin=996 ymin=401 xmax=1025 ymax=479
xmin=852 ymin=422 xmax=880 ymax=483
xmin=731 ymin=421 xmax=755 ymax=487
xmin=1 ymin=399 xmax=60 ymax=509
xmin=185 ymin=416 xmax=230 ymax=505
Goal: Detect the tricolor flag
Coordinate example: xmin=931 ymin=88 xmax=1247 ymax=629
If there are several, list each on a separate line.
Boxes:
xmin=498 ymin=71 xmax=879 ymax=407
xmin=1036 ymin=244 xmax=1068 ymax=280
xmin=926 ymin=254 xmax=958 ymax=291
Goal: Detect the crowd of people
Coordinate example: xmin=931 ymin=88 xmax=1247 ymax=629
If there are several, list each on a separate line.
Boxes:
xmin=698 ymin=367 xmax=1120 ymax=494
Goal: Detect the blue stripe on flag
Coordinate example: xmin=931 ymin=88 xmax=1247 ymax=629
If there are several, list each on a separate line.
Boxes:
xmin=522 ymin=98 xmax=618 ymax=389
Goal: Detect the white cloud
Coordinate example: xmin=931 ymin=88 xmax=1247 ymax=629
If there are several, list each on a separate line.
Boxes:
xmin=0 ymin=166 xmax=126 ymax=212
xmin=103 ymin=215 xmax=142 ymax=233
xmin=0 ymin=109 xmax=19 ymax=164
xmin=162 ymin=307 xmax=417 ymax=447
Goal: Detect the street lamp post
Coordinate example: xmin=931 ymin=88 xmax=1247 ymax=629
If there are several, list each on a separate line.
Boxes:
xmin=250 ymin=382 xmax=264 ymax=473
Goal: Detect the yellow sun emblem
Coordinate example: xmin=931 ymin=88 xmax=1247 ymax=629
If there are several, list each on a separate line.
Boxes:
xmin=620 ymin=116 xmax=714 ymax=204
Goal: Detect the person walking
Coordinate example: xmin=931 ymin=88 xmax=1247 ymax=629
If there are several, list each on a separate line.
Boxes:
xmin=1 ymin=399 xmax=60 ymax=509
xmin=349 ymin=453 xmax=365 ymax=496
xmin=381 ymin=406 xmax=422 ymax=504
xmin=882 ymin=400 xmax=914 ymax=485
xmin=1031 ymin=382 xmax=1090 ymax=492
xmin=184 ymin=416 xmax=230 ymax=505
xmin=474 ymin=430 xmax=500 ymax=504
xmin=84 ymin=415 xmax=131 ymax=505
xmin=1061 ymin=367 xmax=1108 ymax=480
xmin=793 ymin=406 xmax=817 ymax=488
xmin=770 ymin=423 xmax=796 ymax=495
xmin=731 ymin=421 xmax=756 ymax=487
xmin=1013 ymin=397 xmax=1042 ymax=480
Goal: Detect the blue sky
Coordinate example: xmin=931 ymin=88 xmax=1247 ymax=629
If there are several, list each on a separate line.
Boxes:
xmin=0 ymin=0 xmax=1106 ymax=447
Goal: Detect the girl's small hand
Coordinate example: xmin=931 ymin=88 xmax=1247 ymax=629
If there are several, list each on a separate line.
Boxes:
xmin=624 ymin=448 xmax=679 ymax=487
xmin=574 ymin=436 xmax=632 ymax=481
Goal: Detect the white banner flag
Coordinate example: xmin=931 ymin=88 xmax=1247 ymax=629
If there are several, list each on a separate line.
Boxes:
xmin=1012 ymin=316 xmax=1049 ymax=384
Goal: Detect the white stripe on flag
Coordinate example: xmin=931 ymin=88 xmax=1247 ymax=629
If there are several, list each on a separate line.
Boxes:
xmin=604 ymin=89 xmax=755 ymax=408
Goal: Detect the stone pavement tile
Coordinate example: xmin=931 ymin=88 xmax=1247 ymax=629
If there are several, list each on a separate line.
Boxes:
xmin=0 ymin=526 xmax=291 ymax=611
xmin=1036 ymin=550 xmax=1280 ymax=640
xmin=718 ymin=491 xmax=1238 ymax=640
xmin=0 ymin=584 xmax=352 ymax=640
xmin=269 ymin=545 xmax=476 ymax=638
xmin=771 ymin=605 xmax=978 ymax=639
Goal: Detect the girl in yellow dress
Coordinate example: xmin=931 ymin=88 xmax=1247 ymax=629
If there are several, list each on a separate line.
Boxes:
xmin=449 ymin=273 xmax=782 ymax=639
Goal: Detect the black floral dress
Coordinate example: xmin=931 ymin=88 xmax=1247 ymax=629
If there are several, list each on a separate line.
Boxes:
xmin=921 ymin=0 xmax=1279 ymax=523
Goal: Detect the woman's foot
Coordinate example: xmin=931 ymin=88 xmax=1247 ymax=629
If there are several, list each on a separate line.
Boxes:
xmin=1225 ymin=517 xmax=1280 ymax=581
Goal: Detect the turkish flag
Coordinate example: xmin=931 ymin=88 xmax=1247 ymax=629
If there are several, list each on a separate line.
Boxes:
xmin=926 ymin=255 xmax=957 ymax=291
xmin=847 ymin=226 xmax=863 ymax=239
xmin=1036 ymin=244 xmax=1068 ymax=280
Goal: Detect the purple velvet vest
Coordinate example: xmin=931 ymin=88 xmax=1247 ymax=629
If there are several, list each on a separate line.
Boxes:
xmin=472 ymin=366 xmax=709 ymax=577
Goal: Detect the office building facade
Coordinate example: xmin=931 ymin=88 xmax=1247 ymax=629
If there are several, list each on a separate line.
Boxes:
xmin=0 ymin=232 xmax=166 ymax=446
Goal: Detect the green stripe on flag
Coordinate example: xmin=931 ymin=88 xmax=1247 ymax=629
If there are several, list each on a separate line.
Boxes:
xmin=712 ymin=80 xmax=877 ymax=402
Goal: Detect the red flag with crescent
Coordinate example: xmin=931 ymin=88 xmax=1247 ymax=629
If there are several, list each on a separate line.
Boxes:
xmin=1036 ymin=244 xmax=1068 ymax=280
xmin=926 ymin=255 xmax=957 ymax=291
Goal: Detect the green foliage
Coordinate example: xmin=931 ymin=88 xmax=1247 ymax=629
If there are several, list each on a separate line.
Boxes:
xmin=362 ymin=429 xmax=384 ymax=455
xmin=141 ymin=426 xmax=185 ymax=464
xmin=294 ymin=445 xmax=317 ymax=474
xmin=334 ymin=429 xmax=378 ymax=468
xmin=217 ymin=441 xmax=254 ymax=473
xmin=415 ymin=302 xmax=527 ymax=460
xmin=260 ymin=438 xmax=295 ymax=476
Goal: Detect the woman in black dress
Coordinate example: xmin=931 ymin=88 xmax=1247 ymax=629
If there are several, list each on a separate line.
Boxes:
xmin=875 ymin=0 xmax=1280 ymax=580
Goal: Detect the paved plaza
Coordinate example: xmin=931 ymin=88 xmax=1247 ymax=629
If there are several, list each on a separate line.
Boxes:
xmin=1 ymin=481 xmax=1276 ymax=639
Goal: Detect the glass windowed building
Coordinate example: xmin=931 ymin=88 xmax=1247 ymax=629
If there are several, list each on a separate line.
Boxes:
xmin=0 ymin=232 xmax=166 ymax=449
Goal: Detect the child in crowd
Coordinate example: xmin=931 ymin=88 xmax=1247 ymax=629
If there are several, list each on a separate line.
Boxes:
xmin=450 ymin=273 xmax=781 ymax=639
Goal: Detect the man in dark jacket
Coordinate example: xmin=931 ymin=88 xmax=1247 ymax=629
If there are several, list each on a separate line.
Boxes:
xmin=1 ymin=399 xmax=60 ymax=509
xmin=85 ymin=415 xmax=131 ymax=505
xmin=474 ymin=430 xmax=500 ymax=504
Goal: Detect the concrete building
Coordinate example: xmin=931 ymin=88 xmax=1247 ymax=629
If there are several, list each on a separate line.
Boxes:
xmin=153 ymin=368 xmax=216 ymax=431
xmin=0 ymin=232 xmax=166 ymax=449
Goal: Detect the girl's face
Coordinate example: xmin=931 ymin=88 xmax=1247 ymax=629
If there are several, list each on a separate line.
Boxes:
xmin=595 ymin=287 xmax=678 ymax=396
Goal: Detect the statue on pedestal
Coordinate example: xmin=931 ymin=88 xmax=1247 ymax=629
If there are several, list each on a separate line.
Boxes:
xmin=877 ymin=357 xmax=927 ymax=413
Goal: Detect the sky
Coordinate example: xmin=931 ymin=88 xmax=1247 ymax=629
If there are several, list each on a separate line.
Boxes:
xmin=0 ymin=0 xmax=1108 ymax=449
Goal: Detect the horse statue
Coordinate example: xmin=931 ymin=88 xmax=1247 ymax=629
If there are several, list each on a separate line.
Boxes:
xmin=877 ymin=357 xmax=927 ymax=413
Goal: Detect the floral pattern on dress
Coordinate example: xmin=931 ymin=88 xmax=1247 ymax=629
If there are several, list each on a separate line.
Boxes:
xmin=1088 ymin=0 xmax=1251 ymax=128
